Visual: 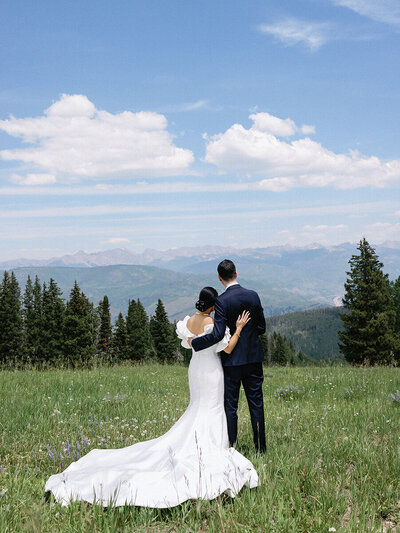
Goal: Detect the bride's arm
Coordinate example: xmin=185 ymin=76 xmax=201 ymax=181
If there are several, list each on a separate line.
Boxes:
xmin=224 ymin=311 xmax=251 ymax=354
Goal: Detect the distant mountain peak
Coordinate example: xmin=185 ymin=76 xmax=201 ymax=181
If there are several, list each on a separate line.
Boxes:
xmin=1 ymin=241 xmax=399 ymax=269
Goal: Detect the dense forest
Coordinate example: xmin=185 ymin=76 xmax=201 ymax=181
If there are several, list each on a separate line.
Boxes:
xmin=0 ymin=273 xmax=309 ymax=369
xmin=266 ymin=307 xmax=344 ymax=361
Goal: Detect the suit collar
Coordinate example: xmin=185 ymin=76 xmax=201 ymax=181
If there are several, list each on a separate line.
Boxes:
xmin=226 ymin=283 xmax=241 ymax=291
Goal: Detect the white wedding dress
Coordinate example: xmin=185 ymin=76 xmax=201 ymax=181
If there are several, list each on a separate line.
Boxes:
xmin=44 ymin=317 xmax=259 ymax=508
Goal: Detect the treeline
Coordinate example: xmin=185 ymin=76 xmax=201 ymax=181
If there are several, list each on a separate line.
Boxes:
xmin=266 ymin=307 xmax=343 ymax=361
xmin=0 ymin=273 xmax=183 ymax=369
xmin=0 ymin=270 xmax=320 ymax=369
xmin=260 ymin=332 xmax=318 ymax=366
xmin=339 ymin=238 xmax=400 ymax=366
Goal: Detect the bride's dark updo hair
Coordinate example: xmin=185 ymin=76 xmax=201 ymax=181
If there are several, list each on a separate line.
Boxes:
xmin=195 ymin=287 xmax=218 ymax=312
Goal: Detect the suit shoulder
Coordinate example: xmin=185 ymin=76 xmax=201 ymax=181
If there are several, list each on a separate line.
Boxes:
xmin=241 ymin=286 xmax=260 ymax=298
xmin=217 ymin=291 xmax=229 ymax=302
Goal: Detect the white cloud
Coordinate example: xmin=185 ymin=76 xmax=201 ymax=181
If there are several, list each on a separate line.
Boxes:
xmin=10 ymin=173 xmax=56 ymax=185
xmin=106 ymin=238 xmax=130 ymax=244
xmin=249 ymin=113 xmax=296 ymax=136
xmin=299 ymin=224 xmax=348 ymax=244
xmin=0 ymin=181 xmax=253 ymax=196
xmin=164 ymin=100 xmax=209 ymax=112
xmin=204 ymin=112 xmax=400 ymax=190
xmin=331 ymin=0 xmax=400 ymax=26
xmin=301 ymin=124 xmax=316 ymax=135
xmin=257 ymin=177 xmax=296 ymax=192
xmin=0 ymin=203 xmax=194 ymax=219
xmin=0 ymin=94 xmax=194 ymax=181
xmin=258 ymin=18 xmax=330 ymax=51
xmin=364 ymin=221 xmax=400 ymax=243
xmin=302 ymin=224 xmax=347 ymax=231
xmin=249 ymin=112 xmax=315 ymax=138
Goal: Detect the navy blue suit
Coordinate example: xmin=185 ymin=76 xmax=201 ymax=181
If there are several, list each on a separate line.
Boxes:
xmin=192 ymin=284 xmax=266 ymax=452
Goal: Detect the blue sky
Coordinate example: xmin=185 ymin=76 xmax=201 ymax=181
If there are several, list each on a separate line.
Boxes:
xmin=0 ymin=0 xmax=399 ymax=260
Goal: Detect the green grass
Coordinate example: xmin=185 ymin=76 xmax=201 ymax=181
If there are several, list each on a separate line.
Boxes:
xmin=1 ymin=364 xmax=399 ymax=532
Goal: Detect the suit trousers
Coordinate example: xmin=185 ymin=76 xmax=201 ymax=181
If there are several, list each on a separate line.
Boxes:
xmin=223 ymin=362 xmax=266 ymax=452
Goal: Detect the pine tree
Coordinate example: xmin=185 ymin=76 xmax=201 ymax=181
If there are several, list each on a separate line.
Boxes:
xmin=338 ymin=238 xmax=396 ymax=365
xmin=97 ymin=295 xmax=112 ymax=356
xmin=125 ymin=299 xmax=137 ymax=360
xmin=297 ymin=351 xmax=307 ymax=364
xmin=42 ymin=278 xmax=65 ymax=365
xmin=32 ymin=276 xmax=45 ymax=364
xmin=388 ymin=275 xmax=400 ymax=363
xmin=271 ymin=333 xmax=288 ymax=366
xmin=22 ymin=275 xmax=35 ymax=363
xmin=62 ymin=281 xmax=96 ymax=367
xmin=129 ymin=299 xmax=151 ymax=360
xmin=112 ymin=312 xmax=128 ymax=360
xmin=150 ymin=299 xmax=176 ymax=362
xmin=0 ymin=271 xmax=23 ymax=366
xmin=389 ymin=275 xmax=400 ymax=333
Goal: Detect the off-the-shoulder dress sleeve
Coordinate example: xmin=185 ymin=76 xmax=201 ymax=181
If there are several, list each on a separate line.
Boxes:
xmin=176 ymin=316 xmax=192 ymax=349
xmin=176 ymin=318 xmax=231 ymax=352
xmin=202 ymin=323 xmax=231 ymax=352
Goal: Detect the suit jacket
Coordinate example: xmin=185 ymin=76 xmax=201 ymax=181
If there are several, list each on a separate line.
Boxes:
xmin=191 ymin=284 xmax=266 ymax=366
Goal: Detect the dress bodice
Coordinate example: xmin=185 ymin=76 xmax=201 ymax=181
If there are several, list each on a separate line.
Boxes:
xmin=176 ymin=315 xmax=230 ymax=352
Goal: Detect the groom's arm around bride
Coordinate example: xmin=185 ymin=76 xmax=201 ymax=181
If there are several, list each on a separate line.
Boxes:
xmin=191 ymin=265 xmax=266 ymax=368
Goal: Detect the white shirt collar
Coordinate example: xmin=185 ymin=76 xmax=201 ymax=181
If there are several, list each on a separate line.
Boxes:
xmin=225 ymin=280 xmax=239 ymax=290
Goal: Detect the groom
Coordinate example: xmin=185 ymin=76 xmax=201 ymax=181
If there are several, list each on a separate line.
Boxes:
xmin=189 ymin=259 xmax=266 ymax=453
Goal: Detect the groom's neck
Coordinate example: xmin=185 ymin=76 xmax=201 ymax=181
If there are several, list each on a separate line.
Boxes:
xmin=219 ymin=276 xmax=238 ymax=288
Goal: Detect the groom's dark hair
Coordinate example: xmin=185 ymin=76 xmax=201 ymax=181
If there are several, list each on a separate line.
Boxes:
xmin=218 ymin=259 xmax=237 ymax=281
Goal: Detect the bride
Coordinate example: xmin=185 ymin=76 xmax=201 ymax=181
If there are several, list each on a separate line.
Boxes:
xmin=44 ymin=287 xmax=259 ymax=508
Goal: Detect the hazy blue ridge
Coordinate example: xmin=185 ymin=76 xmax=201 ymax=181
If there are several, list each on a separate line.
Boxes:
xmin=266 ymin=307 xmax=345 ymax=361
xmin=8 ymin=264 xmax=319 ymax=322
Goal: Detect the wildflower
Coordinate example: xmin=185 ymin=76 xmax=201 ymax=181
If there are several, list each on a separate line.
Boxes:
xmin=391 ymin=392 xmax=400 ymax=403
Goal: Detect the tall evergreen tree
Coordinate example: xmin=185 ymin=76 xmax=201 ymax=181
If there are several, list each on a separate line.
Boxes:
xmin=128 ymin=299 xmax=151 ymax=360
xmin=32 ymin=276 xmax=45 ymax=363
xmin=125 ymin=299 xmax=137 ymax=360
xmin=112 ymin=312 xmax=128 ymax=360
xmin=388 ymin=275 xmax=400 ymax=363
xmin=42 ymin=278 xmax=65 ymax=364
xmin=22 ymin=275 xmax=35 ymax=363
xmin=338 ymin=238 xmax=396 ymax=365
xmin=62 ymin=281 xmax=96 ymax=367
xmin=389 ymin=275 xmax=400 ymax=333
xmin=97 ymin=295 xmax=112 ymax=356
xmin=271 ymin=332 xmax=288 ymax=365
xmin=150 ymin=299 xmax=176 ymax=362
xmin=0 ymin=271 xmax=23 ymax=366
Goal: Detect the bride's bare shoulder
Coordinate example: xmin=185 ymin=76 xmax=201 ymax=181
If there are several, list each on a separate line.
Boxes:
xmin=187 ymin=314 xmax=214 ymax=335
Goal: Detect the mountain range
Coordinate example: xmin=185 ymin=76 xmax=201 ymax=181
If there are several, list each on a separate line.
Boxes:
xmin=3 ymin=242 xmax=399 ymax=322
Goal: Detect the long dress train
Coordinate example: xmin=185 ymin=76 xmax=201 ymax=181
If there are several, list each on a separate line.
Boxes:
xmin=44 ymin=317 xmax=259 ymax=507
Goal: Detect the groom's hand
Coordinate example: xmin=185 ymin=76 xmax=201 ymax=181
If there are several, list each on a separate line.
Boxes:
xmin=188 ymin=337 xmax=194 ymax=347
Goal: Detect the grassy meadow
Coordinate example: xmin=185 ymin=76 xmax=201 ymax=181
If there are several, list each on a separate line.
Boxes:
xmin=0 ymin=364 xmax=399 ymax=532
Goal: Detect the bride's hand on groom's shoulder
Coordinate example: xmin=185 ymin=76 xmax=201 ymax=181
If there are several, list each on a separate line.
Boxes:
xmin=236 ymin=311 xmax=251 ymax=331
